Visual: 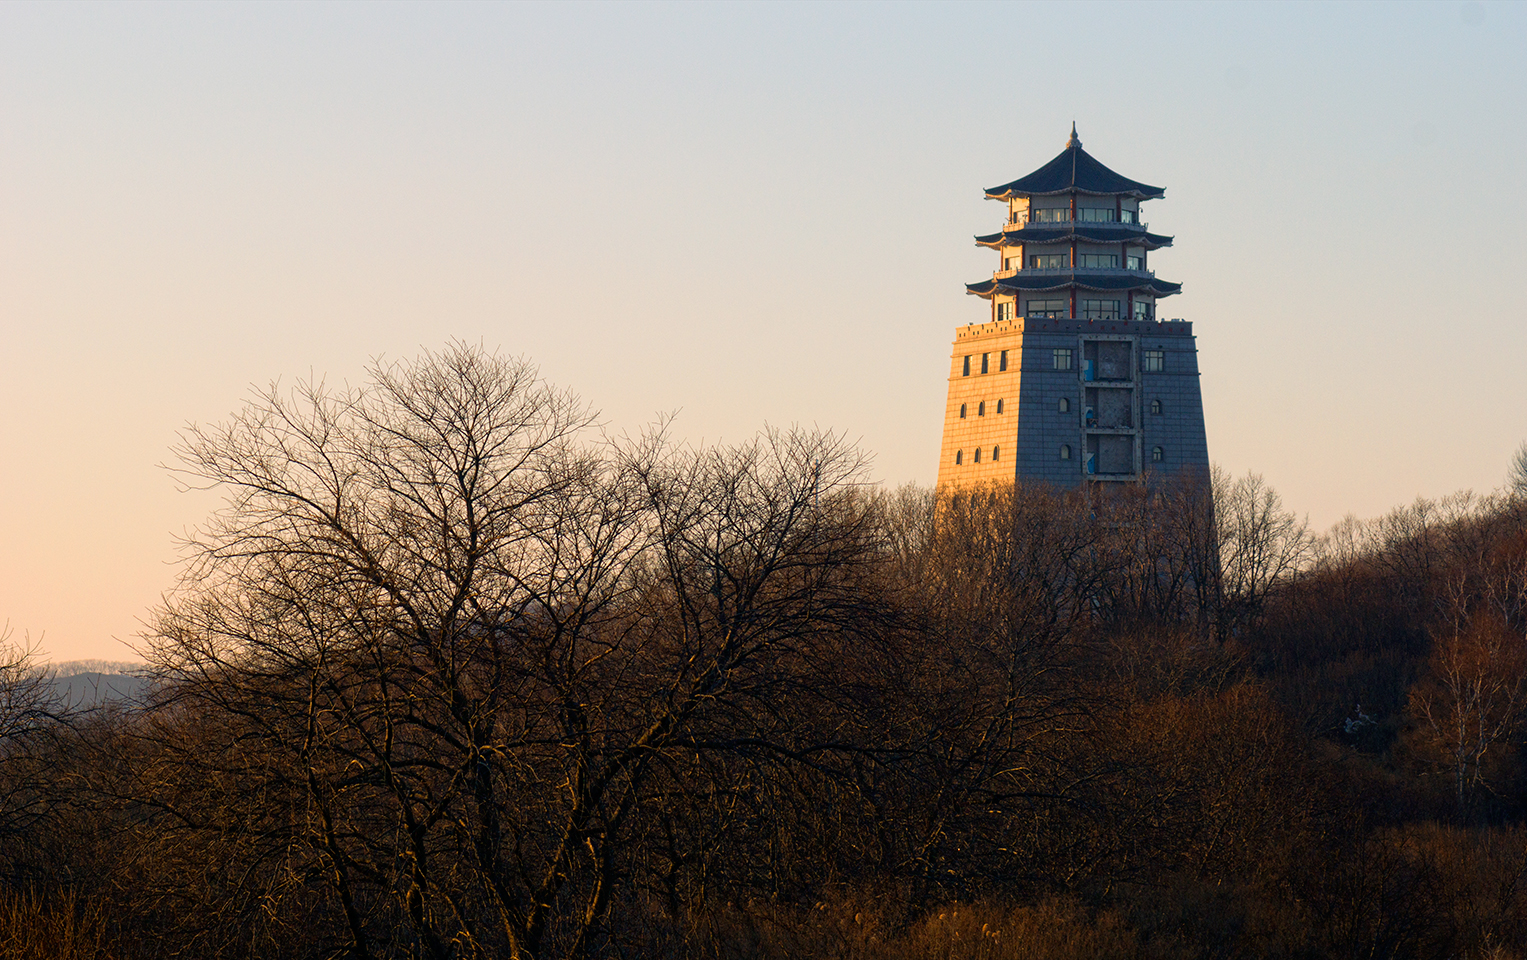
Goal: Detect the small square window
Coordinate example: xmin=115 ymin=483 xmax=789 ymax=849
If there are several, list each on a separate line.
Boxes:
xmin=1143 ymin=349 xmax=1165 ymax=372
xmin=996 ymin=301 xmax=1015 ymax=322
xmin=1053 ymin=348 xmax=1073 ymax=371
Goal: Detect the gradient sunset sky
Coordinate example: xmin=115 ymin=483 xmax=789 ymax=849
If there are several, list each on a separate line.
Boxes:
xmin=3 ymin=0 xmax=1525 ymax=661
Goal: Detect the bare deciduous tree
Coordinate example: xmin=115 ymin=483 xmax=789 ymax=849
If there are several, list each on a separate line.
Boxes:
xmin=1410 ymin=613 xmax=1527 ymax=816
xmin=142 ymin=344 xmax=882 ymax=959
xmin=0 ymin=630 xmax=65 ymax=879
xmin=1510 ymin=441 xmax=1527 ymax=500
xmin=1213 ymin=468 xmax=1313 ymax=637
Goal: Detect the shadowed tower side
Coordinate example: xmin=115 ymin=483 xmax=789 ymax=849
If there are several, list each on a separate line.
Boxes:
xmin=936 ymin=126 xmax=1208 ymax=489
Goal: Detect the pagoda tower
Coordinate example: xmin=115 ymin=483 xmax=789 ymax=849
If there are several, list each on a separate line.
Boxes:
xmin=935 ymin=126 xmax=1209 ymax=489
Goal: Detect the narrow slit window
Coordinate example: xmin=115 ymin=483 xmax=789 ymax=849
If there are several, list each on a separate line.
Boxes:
xmin=955 ymin=450 xmax=963 ymax=465
xmin=992 ymin=445 xmax=1000 ymax=461
xmin=962 ymin=356 xmax=971 ymax=377
xmin=959 ymin=403 xmax=967 ymax=419
xmin=978 ymin=401 xmax=985 ymax=416
xmin=996 ymin=399 xmax=1004 ymax=414
xmin=999 ymin=350 xmax=1008 ymax=371
xmin=974 ymin=448 xmax=982 ymax=463
xmin=981 ymin=353 xmax=990 ymax=374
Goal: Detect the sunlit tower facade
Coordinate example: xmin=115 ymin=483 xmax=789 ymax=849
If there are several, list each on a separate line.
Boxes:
xmin=935 ymin=127 xmax=1208 ymax=489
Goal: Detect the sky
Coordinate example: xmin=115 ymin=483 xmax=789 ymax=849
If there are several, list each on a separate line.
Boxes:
xmin=2 ymin=0 xmax=1525 ymax=662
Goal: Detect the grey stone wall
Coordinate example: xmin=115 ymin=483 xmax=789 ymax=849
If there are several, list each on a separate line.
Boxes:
xmin=1009 ymin=320 xmax=1208 ymax=488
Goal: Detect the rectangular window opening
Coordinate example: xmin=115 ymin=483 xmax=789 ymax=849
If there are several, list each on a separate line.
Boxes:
xmin=1080 ymin=299 xmax=1121 ymax=321
xmin=1026 ymin=298 xmax=1067 ymax=319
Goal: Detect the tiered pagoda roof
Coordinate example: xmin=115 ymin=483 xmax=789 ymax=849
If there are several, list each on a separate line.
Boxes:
xmin=984 ymin=126 xmax=1165 ymax=200
xmin=968 ymin=126 xmax=1179 ymax=304
xmin=966 ymin=274 xmax=1182 ymax=297
xmin=974 ymin=226 xmax=1175 ymax=250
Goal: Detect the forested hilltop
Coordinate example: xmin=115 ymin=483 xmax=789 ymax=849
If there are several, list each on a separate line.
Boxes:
xmin=4 ymin=345 xmax=1527 ymax=960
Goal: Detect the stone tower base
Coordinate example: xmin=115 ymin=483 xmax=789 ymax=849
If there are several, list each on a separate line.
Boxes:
xmin=936 ymin=316 xmax=1208 ymax=489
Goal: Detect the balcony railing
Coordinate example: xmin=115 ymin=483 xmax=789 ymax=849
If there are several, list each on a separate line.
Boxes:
xmin=993 ymin=266 xmax=1156 ymax=279
xmin=1020 ymin=311 xmax=1160 ymax=323
xmin=1004 ymin=216 xmax=1148 ymax=232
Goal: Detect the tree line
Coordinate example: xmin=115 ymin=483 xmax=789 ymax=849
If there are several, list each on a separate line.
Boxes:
xmin=3 ymin=344 xmax=1527 ymax=959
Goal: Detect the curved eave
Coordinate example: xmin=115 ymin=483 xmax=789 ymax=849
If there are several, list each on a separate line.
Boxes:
xmin=986 ymin=186 xmax=1164 ymax=201
xmin=974 ymin=228 xmax=1174 ymax=250
xmin=984 ymin=142 xmax=1165 ymax=201
xmin=965 ymin=274 xmax=1183 ymax=300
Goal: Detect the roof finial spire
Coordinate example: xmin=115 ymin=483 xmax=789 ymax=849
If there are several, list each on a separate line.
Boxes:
xmin=1067 ymin=121 xmax=1081 ymax=149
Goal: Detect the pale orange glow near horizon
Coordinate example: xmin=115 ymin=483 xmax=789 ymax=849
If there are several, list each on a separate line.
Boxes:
xmin=2 ymin=1 xmax=1524 ymax=661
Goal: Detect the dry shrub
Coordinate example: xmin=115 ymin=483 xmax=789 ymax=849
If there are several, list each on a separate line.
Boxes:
xmin=1394 ymin=823 xmax=1527 ymax=959
xmin=684 ymin=894 xmax=1134 ymax=960
xmin=0 ymin=888 xmax=117 ymax=960
xmin=898 ymin=899 xmax=1135 ymax=960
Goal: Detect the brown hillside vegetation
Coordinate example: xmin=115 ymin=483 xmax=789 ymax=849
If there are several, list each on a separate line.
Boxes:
xmin=3 ymin=344 xmax=1527 ymax=959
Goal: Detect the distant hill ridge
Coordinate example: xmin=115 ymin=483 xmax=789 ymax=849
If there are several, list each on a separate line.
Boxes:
xmin=46 ymin=661 xmax=150 ymax=708
xmin=49 ymin=659 xmax=146 ymax=678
